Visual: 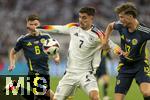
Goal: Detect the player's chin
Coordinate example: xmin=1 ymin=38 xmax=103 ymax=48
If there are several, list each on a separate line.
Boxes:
xmin=27 ymin=28 xmax=36 ymax=32
xmin=80 ymin=25 xmax=85 ymax=29
xmin=80 ymin=24 xmax=87 ymax=29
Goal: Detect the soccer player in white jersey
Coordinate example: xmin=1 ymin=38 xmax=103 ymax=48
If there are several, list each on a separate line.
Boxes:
xmin=38 ymin=7 xmax=123 ymax=100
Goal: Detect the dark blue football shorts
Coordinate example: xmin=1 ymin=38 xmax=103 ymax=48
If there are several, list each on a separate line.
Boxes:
xmin=115 ymin=60 xmax=150 ymax=94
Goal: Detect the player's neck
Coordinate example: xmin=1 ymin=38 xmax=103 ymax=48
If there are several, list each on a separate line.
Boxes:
xmin=29 ymin=31 xmax=40 ymax=36
xmin=128 ymin=19 xmax=139 ymax=33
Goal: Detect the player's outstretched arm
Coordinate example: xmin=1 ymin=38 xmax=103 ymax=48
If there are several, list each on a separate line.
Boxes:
xmin=105 ymin=22 xmax=115 ymax=40
xmin=37 ymin=23 xmax=79 ymax=34
xmin=8 ymin=48 xmax=17 ymax=71
xmin=102 ymin=22 xmax=115 ymax=49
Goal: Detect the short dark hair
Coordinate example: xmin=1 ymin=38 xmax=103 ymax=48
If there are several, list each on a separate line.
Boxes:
xmin=79 ymin=7 xmax=96 ymax=16
xmin=115 ymin=2 xmax=138 ymax=18
xmin=26 ymin=14 xmax=40 ymax=21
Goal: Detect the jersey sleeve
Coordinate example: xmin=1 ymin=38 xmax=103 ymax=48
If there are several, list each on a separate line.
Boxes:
xmin=113 ymin=21 xmax=123 ymax=31
xmin=37 ymin=23 xmax=79 ymax=34
xmin=14 ymin=35 xmax=24 ymax=52
xmin=137 ymin=25 xmax=150 ymax=40
xmin=142 ymin=27 xmax=150 ymax=40
xmin=144 ymin=32 xmax=150 ymax=40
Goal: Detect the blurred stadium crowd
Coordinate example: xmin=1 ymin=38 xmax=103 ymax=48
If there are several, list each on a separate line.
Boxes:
xmin=0 ymin=0 xmax=149 ymax=70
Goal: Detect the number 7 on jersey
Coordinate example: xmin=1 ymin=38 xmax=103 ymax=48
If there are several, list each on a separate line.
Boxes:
xmin=79 ymin=40 xmax=84 ymax=48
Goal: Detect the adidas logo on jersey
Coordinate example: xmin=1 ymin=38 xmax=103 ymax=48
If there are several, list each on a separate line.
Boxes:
xmin=27 ymin=42 xmax=32 ymax=46
xmin=74 ymin=33 xmax=78 ymax=36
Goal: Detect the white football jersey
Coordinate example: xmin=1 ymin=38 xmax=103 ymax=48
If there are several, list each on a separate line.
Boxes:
xmin=38 ymin=23 xmax=117 ymax=73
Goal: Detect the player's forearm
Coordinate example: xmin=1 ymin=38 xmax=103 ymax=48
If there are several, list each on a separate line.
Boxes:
xmin=9 ymin=48 xmax=16 ymax=66
xmin=37 ymin=23 xmax=78 ymax=34
xmin=37 ymin=25 xmax=67 ymax=33
xmin=105 ymin=22 xmax=114 ymax=41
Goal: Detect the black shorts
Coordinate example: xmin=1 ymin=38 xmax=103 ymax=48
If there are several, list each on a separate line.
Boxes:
xmin=95 ymin=56 xmax=107 ymax=78
xmin=115 ymin=60 xmax=150 ymax=94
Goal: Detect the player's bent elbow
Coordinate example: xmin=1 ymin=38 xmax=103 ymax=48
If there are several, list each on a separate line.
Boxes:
xmin=108 ymin=22 xmax=114 ymax=30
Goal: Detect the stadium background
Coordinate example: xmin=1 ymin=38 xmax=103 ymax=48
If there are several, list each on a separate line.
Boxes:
xmin=0 ymin=0 xmax=149 ymax=100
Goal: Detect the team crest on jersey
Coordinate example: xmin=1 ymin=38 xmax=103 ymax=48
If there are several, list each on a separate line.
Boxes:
xmin=132 ymin=39 xmax=138 ymax=45
xmin=40 ymin=38 xmax=46 ymax=44
xmin=26 ymin=42 xmax=32 ymax=46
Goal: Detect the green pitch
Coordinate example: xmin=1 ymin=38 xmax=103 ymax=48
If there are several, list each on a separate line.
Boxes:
xmin=0 ymin=76 xmax=143 ymax=100
xmin=51 ymin=77 xmax=143 ymax=100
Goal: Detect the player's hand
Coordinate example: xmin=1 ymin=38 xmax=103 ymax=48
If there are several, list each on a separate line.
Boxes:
xmin=113 ymin=46 xmax=129 ymax=57
xmin=54 ymin=58 xmax=60 ymax=64
xmin=53 ymin=56 xmax=60 ymax=64
xmin=113 ymin=46 xmax=124 ymax=56
xmin=98 ymin=31 xmax=111 ymax=52
xmin=102 ymin=43 xmax=111 ymax=52
xmin=101 ymin=38 xmax=110 ymax=52
xmin=8 ymin=65 xmax=15 ymax=71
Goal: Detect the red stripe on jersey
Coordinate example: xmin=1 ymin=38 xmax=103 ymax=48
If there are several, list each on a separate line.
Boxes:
xmin=43 ymin=25 xmax=54 ymax=30
xmin=66 ymin=23 xmax=79 ymax=28
xmin=38 ymin=25 xmax=54 ymax=30
xmin=96 ymin=30 xmax=105 ymax=38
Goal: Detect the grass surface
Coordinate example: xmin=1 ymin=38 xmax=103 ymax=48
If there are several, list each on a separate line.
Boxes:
xmin=51 ymin=77 xmax=143 ymax=100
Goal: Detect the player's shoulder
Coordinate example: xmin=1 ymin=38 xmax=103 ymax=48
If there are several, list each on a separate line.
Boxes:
xmin=91 ymin=25 xmax=104 ymax=38
xmin=39 ymin=32 xmax=52 ymax=38
xmin=66 ymin=23 xmax=79 ymax=29
xmin=16 ymin=34 xmax=28 ymax=42
xmin=137 ymin=24 xmax=150 ymax=34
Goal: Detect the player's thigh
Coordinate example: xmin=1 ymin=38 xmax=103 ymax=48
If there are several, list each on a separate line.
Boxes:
xmin=80 ymin=72 xmax=99 ymax=95
xmin=135 ymin=60 xmax=150 ymax=96
xmin=115 ymin=72 xmax=134 ymax=95
xmin=135 ymin=61 xmax=150 ymax=96
xmin=135 ymin=61 xmax=150 ymax=84
xmin=100 ymin=74 xmax=109 ymax=83
xmin=54 ymin=73 xmax=77 ymax=99
xmin=54 ymin=84 xmax=76 ymax=100
xmin=140 ymin=82 xmax=150 ymax=96
xmin=115 ymin=93 xmax=125 ymax=100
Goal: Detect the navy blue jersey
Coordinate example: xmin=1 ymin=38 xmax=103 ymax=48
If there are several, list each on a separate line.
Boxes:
xmin=114 ymin=21 xmax=150 ymax=63
xmin=14 ymin=32 xmax=51 ymax=75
